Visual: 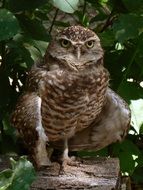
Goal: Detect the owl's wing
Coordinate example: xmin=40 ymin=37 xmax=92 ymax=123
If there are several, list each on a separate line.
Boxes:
xmin=50 ymin=88 xmax=131 ymax=151
xmin=11 ymin=61 xmax=49 ymax=146
xmin=11 ymin=63 xmax=51 ymax=167
xmin=25 ymin=62 xmax=48 ymax=92
xmin=11 ymin=92 xmax=42 ymax=145
xmin=11 ymin=61 xmax=49 ymax=137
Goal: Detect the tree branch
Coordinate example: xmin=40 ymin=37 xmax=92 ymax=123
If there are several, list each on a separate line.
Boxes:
xmin=49 ymin=8 xmax=59 ymax=34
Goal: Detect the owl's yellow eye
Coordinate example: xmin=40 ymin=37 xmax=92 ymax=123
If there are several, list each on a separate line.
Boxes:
xmin=60 ymin=39 xmax=71 ymax=48
xmin=86 ymin=40 xmax=95 ymax=48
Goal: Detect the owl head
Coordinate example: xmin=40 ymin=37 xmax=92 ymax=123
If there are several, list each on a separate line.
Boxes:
xmin=46 ymin=26 xmax=103 ymax=71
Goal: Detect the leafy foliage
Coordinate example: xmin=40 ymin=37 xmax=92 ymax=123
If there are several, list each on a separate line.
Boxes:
xmin=51 ymin=0 xmax=79 ymax=13
xmin=0 ymin=156 xmax=36 ymax=190
xmin=0 ymin=9 xmax=20 ymax=41
xmin=0 ymin=0 xmax=143 ymax=186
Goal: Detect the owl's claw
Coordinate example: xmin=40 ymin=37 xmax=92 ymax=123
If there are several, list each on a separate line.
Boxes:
xmin=62 ymin=155 xmax=78 ymax=166
xmin=59 ymin=156 xmax=80 ymax=175
xmin=58 ymin=138 xmax=80 ymax=174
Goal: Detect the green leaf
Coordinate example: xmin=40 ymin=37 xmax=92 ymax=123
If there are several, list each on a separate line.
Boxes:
xmin=0 ymin=169 xmax=13 ymax=190
xmin=7 ymin=41 xmax=34 ymax=68
xmin=112 ymin=140 xmax=140 ymax=156
xmin=78 ymin=147 xmax=108 ymax=157
xmin=119 ymin=151 xmax=135 ymax=174
xmin=75 ymin=11 xmax=89 ymax=26
xmin=118 ymin=81 xmax=143 ymax=103
xmin=7 ymin=0 xmax=48 ymax=12
xmin=0 ymin=9 xmax=20 ymax=41
xmin=2 ymin=114 xmax=15 ymax=137
xmin=51 ymin=0 xmax=79 ymax=13
xmin=99 ymin=0 xmax=108 ymax=5
xmin=112 ymin=140 xmax=140 ymax=174
xmin=132 ymin=167 xmax=143 ymax=184
xmin=134 ymin=34 xmax=143 ymax=70
xmin=139 ymin=124 xmax=143 ymax=134
xmin=99 ymin=30 xmax=115 ymax=47
xmin=136 ymin=152 xmax=143 ymax=168
xmin=18 ymin=16 xmax=50 ymax=41
xmin=113 ymin=14 xmax=143 ymax=43
xmin=130 ymin=99 xmax=143 ymax=134
xmin=0 ymin=73 xmax=12 ymax=116
xmin=13 ymin=34 xmax=48 ymax=58
xmin=0 ymin=157 xmax=36 ymax=190
xmin=122 ymin=0 xmax=143 ymax=12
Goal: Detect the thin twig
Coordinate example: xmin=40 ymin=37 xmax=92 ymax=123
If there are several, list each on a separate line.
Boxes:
xmin=100 ymin=13 xmax=116 ymax=32
xmin=49 ymin=8 xmax=59 ymax=34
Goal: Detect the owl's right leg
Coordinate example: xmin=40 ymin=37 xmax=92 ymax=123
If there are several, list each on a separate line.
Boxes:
xmin=11 ymin=92 xmax=51 ymax=168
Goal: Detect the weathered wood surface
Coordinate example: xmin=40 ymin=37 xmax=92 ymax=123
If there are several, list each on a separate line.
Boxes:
xmin=31 ymin=157 xmax=121 ymax=190
xmin=0 ymin=156 xmax=121 ymax=190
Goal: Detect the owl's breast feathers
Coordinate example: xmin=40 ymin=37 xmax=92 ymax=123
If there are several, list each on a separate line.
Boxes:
xmin=33 ymin=66 xmax=109 ymax=141
xmin=12 ymin=64 xmax=109 ymax=143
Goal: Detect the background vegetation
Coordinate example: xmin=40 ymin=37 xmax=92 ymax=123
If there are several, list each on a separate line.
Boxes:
xmin=0 ymin=0 xmax=143 ymax=189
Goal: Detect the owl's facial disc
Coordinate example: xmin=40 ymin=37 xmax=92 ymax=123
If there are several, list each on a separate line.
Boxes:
xmin=48 ymin=26 xmax=103 ymax=71
xmin=54 ymin=37 xmax=102 ymax=70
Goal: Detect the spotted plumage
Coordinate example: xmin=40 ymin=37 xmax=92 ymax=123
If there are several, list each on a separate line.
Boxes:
xmin=11 ymin=26 xmax=130 ymax=168
xmin=59 ymin=26 xmax=96 ymax=41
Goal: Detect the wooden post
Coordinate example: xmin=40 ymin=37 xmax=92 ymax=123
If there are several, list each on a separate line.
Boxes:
xmin=0 ymin=155 xmax=121 ymax=189
xmin=31 ymin=157 xmax=121 ymax=190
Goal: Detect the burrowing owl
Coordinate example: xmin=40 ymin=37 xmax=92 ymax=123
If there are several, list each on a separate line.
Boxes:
xmin=11 ymin=26 xmax=131 ymax=168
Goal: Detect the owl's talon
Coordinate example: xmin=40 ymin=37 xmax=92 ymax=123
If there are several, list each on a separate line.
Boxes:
xmin=65 ymin=156 xmax=80 ymax=166
xmin=63 ymin=156 xmax=77 ymax=166
xmin=59 ymin=156 xmax=80 ymax=174
xmin=59 ymin=158 xmax=80 ymax=175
